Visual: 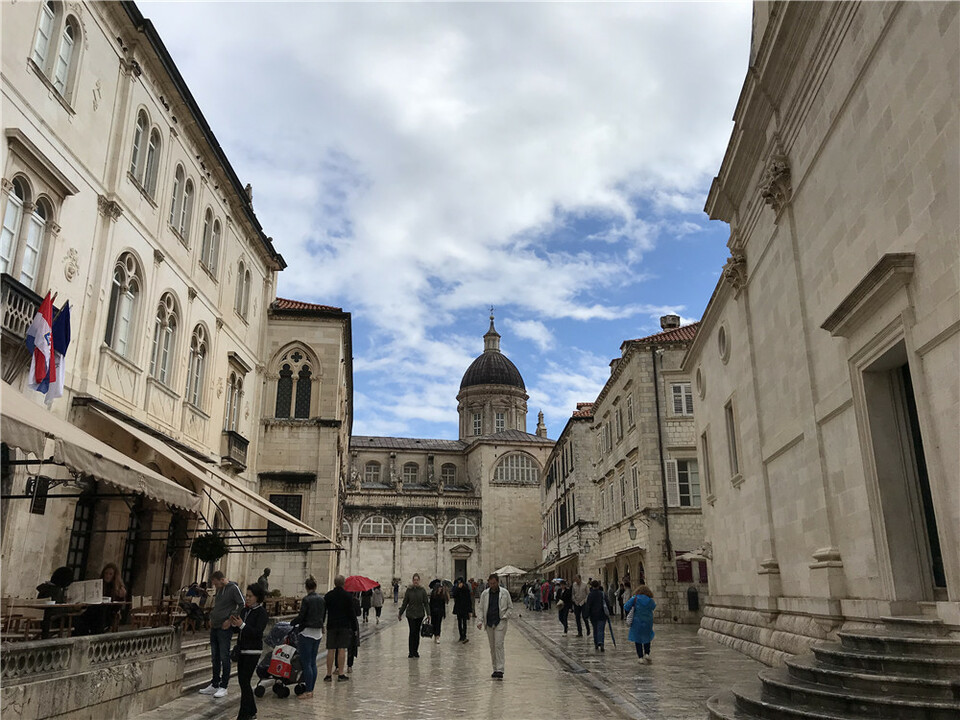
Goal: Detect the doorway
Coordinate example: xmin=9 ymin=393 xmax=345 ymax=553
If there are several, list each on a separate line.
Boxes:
xmin=454 ymin=558 xmax=467 ymax=581
xmin=863 ymin=343 xmax=945 ymax=600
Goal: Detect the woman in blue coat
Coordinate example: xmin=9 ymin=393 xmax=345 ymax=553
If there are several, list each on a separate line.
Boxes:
xmin=623 ymin=585 xmax=656 ymax=663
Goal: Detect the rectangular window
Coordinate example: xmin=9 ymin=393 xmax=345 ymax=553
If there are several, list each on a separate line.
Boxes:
xmin=677 ymin=459 xmax=701 ymax=507
xmin=473 ymin=413 xmax=482 ymax=436
xmin=676 ymin=551 xmax=694 ymax=583
xmin=608 ymin=484 xmax=614 ymax=525
xmin=700 ymin=432 xmax=712 ymax=497
xmin=626 ymin=394 xmax=635 ymax=427
xmin=619 ymin=473 xmax=627 ymax=518
xmin=725 ymin=401 xmax=740 ymax=476
xmin=631 ymin=464 xmax=640 ymax=510
xmin=600 ymin=483 xmax=606 ymax=524
xmin=495 ymin=412 xmax=505 ymax=433
xmin=19 ymin=214 xmax=43 ymax=290
xmin=66 ymin=497 xmax=95 ymax=581
xmin=698 ymin=559 xmax=709 ymax=584
xmin=266 ymin=494 xmax=302 ymax=545
xmin=596 ymin=432 xmax=603 ymax=457
xmin=672 ymin=382 xmax=694 ymax=416
xmin=615 ymin=407 xmax=623 ymax=440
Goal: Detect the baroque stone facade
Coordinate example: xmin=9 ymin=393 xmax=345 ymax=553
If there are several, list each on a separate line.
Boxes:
xmin=341 ymin=318 xmax=553 ymax=585
xmin=686 ymin=1 xmax=960 ymax=665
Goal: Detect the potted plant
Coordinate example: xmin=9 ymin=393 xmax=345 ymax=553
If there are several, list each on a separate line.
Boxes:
xmin=190 ymin=532 xmax=228 ymax=564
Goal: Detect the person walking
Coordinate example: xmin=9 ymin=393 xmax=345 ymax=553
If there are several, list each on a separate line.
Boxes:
xmin=585 ymin=580 xmax=609 ymax=652
xmin=571 ymin=574 xmax=590 ymax=637
xmin=256 ymin=568 xmax=271 ymax=593
xmin=322 ymin=575 xmax=353 ymax=682
xmin=624 ymin=585 xmax=657 ymax=663
xmin=451 ymin=577 xmax=474 ymax=642
xmin=199 ymin=571 xmax=245 ymax=698
xmin=556 ymin=580 xmax=573 ymax=634
xmin=360 ymin=588 xmax=373 ymax=623
xmin=371 ymin=584 xmax=384 ymax=624
xmin=539 ymin=579 xmax=551 ymax=611
xmin=398 ymin=573 xmax=429 ymax=658
xmin=477 ymin=573 xmax=512 ymax=679
xmin=429 ymin=582 xmax=448 ymax=644
xmin=617 ymin=582 xmax=627 ymax=620
xmin=230 ymin=583 xmax=267 ymax=720
xmin=392 ymin=579 xmax=400 ymax=604
xmin=291 ymin=576 xmax=325 ymax=699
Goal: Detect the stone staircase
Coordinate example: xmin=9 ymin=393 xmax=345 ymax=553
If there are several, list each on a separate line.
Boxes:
xmin=181 ymin=632 xmax=215 ymax=694
xmin=707 ymin=616 xmax=960 ymax=719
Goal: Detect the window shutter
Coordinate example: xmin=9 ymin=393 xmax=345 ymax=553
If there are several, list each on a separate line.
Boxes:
xmin=665 ymin=459 xmax=680 ymax=507
xmin=53 ymin=28 xmax=73 ymax=94
xmin=672 ymin=385 xmax=684 ymax=414
xmin=33 ymin=4 xmax=55 ymax=68
xmin=684 ymin=384 xmax=694 ymax=415
xmin=698 ymin=560 xmax=709 ymax=584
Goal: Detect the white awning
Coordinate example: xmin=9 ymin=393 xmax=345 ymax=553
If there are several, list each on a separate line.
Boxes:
xmin=87 ymin=407 xmax=337 ymax=545
xmin=1 ymin=390 xmax=201 ymax=512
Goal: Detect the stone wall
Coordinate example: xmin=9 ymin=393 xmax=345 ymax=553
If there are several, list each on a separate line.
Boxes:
xmin=0 ymin=628 xmax=181 ymax=720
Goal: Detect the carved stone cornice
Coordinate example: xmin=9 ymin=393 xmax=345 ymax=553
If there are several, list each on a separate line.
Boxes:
xmin=722 ymin=251 xmax=748 ymax=298
xmin=759 ymin=154 xmax=791 ymax=220
xmin=97 ymin=194 xmax=122 ymax=221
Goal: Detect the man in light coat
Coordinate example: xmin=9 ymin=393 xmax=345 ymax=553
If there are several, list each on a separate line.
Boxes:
xmin=571 ymin=574 xmax=590 ymax=637
xmin=477 ymin=573 xmax=513 ymax=679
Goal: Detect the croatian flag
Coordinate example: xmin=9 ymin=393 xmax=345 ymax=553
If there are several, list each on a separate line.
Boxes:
xmin=25 ymin=294 xmax=71 ymax=405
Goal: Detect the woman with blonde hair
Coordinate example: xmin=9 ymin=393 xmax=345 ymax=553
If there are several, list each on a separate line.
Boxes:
xmin=623 ymin=584 xmax=656 ymax=663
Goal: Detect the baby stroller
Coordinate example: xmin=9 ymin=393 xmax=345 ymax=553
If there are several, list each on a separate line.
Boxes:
xmin=254 ymin=622 xmax=305 ymax=698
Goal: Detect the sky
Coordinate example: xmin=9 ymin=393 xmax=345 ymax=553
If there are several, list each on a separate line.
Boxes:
xmin=141 ymin=1 xmax=753 ymax=440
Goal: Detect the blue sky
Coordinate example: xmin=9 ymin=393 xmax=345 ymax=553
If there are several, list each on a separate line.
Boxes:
xmin=142 ymin=1 xmax=752 ymax=440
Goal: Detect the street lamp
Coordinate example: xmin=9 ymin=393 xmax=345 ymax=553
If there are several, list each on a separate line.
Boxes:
xmin=583 ymin=540 xmax=591 ymax=554
xmin=627 ymin=519 xmax=637 ymax=541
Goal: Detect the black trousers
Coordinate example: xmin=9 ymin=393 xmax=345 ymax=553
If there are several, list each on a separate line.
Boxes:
xmin=456 ymin=614 xmax=469 ymax=640
xmin=431 ymin=612 xmax=444 ymax=637
xmin=407 ymin=617 xmax=423 ymax=655
xmin=635 ymin=641 xmax=652 ymax=658
xmin=573 ymin=603 xmax=590 ymax=635
xmin=559 ymin=607 xmax=570 ymax=632
xmin=236 ymin=654 xmax=257 ymax=720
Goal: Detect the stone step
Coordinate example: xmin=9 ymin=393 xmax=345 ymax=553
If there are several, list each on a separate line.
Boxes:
xmin=722 ymin=682 xmax=883 ymax=720
xmin=880 ymin=616 xmax=951 ymax=638
xmin=758 ymin=667 xmax=960 ymax=720
xmin=838 ymin=629 xmax=960 ymax=658
xmin=785 ymin=654 xmax=960 ymax=702
xmin=182 ymin=664 xmax=213 ymax=694
xmin=813 ymin=642 xmax=960 ymax=680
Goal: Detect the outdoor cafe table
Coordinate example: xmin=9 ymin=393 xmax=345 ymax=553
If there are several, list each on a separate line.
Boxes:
xmin=5 ymin=601 xmax=130 ymax=633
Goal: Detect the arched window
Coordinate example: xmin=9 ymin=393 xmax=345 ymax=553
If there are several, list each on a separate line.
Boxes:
xmin=180 ymin=179 xmax=194 ymax=240
xmin=130 ymin=111 xmax=147 ymax=178
xmin=32 ymin=2 xmax=58 ymax=71
xmin=104 ymin=252 xmax=141 ymax=357
xmin=359 ymin=516 xmax=393 ymax=537
xmin=493 ymin=453 xmax=540 ymax=485
xmin=225 ymin=371 xmax=243 ymax=431
xmin=149 ymin=292 xmax=178 ymax=385
xmin=341 ymin=519 xmax=351 ymax=537
xmin=363 ymin=462 xmax=381 ymax=485
xmin=275 ymin=363 xmax=293 ymax=418
xmin=19 ymin=197 xmax=49 ymax=290
xmin=402 ymin=462 xmax=419 ymax=484
xmin=235 ymin=260 xmax=248 ymax=316
xmin=145 ymin=129 xmax=161 ymax=195
xmin=186 ymin=325 xmax=207 ymax=407
xmin=444 ymin=517 xmax=478 ymax=538
xmin=295 ymin=364 xmax=312 ymax=418
xmin=402 ymin=516 xmax=436 ymax=537
xmin=52 ymin=18 xmax=77 ymax=97
xmin=169 ymin=166 xmax=183 ymax=227
xmin=441 ymin=464 xmax=457 ymax=486
xmin=0 ymin=178 xmax=26 ymax=275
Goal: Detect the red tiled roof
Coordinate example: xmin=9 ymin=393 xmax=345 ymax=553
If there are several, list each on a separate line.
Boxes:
xmin=272 ymin=298 xmax=342 ymax=313
xmin=627 ymin=322 xmax=699 ymax=345
xmin=572 ymin=402 xmax=594 ymax=418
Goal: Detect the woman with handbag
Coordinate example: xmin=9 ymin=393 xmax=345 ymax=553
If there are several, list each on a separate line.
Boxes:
xmin=229 ymin=583 xmax=268 ymax=720
xmin=623 ymin=585 xmax=657 ymax=664
xmin=398 ymin=573 xmax=429 ymax=658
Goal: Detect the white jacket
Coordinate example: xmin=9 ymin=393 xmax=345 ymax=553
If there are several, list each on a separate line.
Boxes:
xmin=478 ymin=587 xmax=513 ymax=628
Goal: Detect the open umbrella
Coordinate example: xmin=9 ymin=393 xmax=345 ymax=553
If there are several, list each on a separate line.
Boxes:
xmin=344 ymin=575 xmax=379 ymax=592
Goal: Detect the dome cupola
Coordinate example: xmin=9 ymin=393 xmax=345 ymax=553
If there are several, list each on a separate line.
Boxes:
xmin=459 ymin=314 xmax=525 ymax=390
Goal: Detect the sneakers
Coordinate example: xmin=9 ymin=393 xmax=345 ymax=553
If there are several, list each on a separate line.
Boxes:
xmin=198 ymin=684 xmax=217 ymax=695
xmin=434 ymin=636 xmax=440 ymax=644
xmin=213 ymin=687 xmax=227 ymax=698
xmin=323 ymin=675 xmax=332 ymax=682
xmin=492 ymin=671 xmax=503 ymax=679
xmin=337 ymin=675 xmax=349 ymax=682
xmin=644 ymin=655 xmax=652 ymax=664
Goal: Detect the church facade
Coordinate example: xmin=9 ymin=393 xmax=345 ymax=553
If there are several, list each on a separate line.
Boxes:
xmin=340 ymin=317 xmax=553 ymax=585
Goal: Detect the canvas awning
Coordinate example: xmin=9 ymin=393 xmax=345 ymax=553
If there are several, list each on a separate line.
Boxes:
xmin=1 ymin=390 xmax=200 ymax=511
xmin=87 ymin=407 xmax=338 ymax=545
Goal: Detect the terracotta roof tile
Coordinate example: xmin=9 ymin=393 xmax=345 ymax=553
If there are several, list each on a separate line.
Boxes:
xmin=627 ymin=322 xmax=699 ymax=345
xmin=272 ymin=297 xmax=343 ymax=313
xmin=572 ymin=402 xmax=594 ymax=418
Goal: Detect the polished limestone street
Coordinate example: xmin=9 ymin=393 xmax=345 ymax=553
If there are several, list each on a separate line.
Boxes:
xmin=133 ymin=610 xmax=761 ymax=720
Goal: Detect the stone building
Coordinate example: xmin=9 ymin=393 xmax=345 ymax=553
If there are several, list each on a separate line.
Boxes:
xmin=341 ymin=317 xmax=553 ymax=585
xmin=582 ymin=316 xmax=706 ymax=622
xmin=685 ymin=0 xmax=959 ymax=667
xmin=0 ymin=1 xmax=343 ymax=603
xmin=540 ymin=402 xmax=600 ymax=582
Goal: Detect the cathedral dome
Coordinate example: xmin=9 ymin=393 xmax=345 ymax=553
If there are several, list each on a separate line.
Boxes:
xmin=459 ymin=314 xmax=525 ymax=390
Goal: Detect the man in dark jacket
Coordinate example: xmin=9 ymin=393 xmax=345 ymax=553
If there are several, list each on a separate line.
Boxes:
xmin=557 ymin=580 xmax=573 ymax=634
xmin=451 ymin=577 xmax=474 ymax=643
xmin=323 ymin=575 xmax=353 ymax=682
xmin=292 ymin=576 xmax=325 ymax=697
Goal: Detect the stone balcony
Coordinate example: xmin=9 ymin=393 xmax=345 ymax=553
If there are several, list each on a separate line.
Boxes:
xmin=346 ymin=490 xmax=481 ymax=512
xmin=220 ymin=429 xmax=249 ymax=470
xmin=0 ymin=273 xmax=58 ymax=385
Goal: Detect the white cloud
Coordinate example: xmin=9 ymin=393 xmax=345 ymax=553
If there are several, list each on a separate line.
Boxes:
xmin=504 ymin=319 xmax=555 ymax=352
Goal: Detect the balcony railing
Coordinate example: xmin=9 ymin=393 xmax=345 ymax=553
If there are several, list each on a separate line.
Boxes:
xmin=221 ymin=430 xmax=249 ymax=470
xmin=1 ymin=273 xmax=60 ymax=384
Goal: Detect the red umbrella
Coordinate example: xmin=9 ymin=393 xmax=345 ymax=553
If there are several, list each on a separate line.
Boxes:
xmin=343 ymin=575 xmax=379 ymax=592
